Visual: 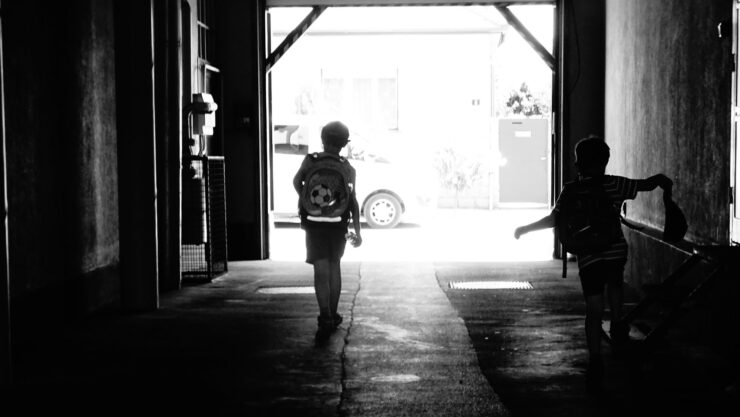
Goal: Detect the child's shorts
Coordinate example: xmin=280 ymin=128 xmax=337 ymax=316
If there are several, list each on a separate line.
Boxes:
xmin=578 ymin=260 xmax=625 ymax=297
xmin=305 ymin=227 xmax=347 ymax=264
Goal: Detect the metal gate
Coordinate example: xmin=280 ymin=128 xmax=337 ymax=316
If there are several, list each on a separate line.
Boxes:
xmin=181 ymin=156 xmax=228 ymax=282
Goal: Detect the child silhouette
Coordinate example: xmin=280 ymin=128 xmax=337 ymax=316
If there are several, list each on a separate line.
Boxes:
xmin=514 ymin=135 xmax=672 ymax=393
xmin=293 ymin=121 xmax=362 ymax=340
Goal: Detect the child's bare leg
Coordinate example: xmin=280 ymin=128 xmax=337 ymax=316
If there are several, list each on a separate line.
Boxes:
xmin=584 ymin=292 xmax=606 ymax=393
xmin=584 ymin=293 xmax=605 ymax=357
xmin=329 ymin=260 xmax=342 ymax=317
xmin=606 ymin=279 xmax=630 ymax=343
xmin=313 ymin=259 xmax=332 ymax=318
xmin=606 ymin=281 xmax=623 ymax=322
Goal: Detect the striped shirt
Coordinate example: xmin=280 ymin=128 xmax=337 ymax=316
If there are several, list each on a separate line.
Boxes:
xmin=554 ymin=175 xmax=639 ymax=271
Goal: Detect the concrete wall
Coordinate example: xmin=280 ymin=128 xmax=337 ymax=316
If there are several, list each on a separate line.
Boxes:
xmin=3 ymin=0 xmax=120 ymax=316
xmin=606 ymin=0 xmax=732 ymax=244
xmin=605 ymin=0 xmax=736 ymax=352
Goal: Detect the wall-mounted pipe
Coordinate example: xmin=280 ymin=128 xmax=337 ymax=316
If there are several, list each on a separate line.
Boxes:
xmin=0 ymin=0 xmax=12 ymax=384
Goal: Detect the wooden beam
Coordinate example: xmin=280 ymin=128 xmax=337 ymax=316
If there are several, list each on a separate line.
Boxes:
xmin=266 ymin=6 xmax=327 ymax=73
xmin=494 ymin=4 xmax=555 ymax=72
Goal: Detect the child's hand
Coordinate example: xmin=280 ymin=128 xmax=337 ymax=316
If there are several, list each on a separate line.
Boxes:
xmin=657 ymin=174 xmax=674 ymax=199
xmin=514 ymin=227 xmax=525 ymax=240
xmin=658 ymin=174 xmax=673 ymax=190
xmin=346 ymin=232 xmax=362 ymax=248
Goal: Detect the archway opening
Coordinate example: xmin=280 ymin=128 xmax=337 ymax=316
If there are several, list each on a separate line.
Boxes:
xmin=267 ymin=4 xmax=555 ymax=262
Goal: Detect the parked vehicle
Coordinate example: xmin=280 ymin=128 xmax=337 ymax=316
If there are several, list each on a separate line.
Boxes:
xmin=272 ymin=125 xmax=424 ymax=228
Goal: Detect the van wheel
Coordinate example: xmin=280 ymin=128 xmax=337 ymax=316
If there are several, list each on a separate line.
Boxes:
xmin=364 ymin=193 xmax=402 ymax=229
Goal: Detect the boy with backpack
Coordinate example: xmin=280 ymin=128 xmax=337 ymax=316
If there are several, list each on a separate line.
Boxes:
xmin=513 ymin=135 xmax=672 ymax=393
xmin=293 ymin=121 xmax=362 ymax=340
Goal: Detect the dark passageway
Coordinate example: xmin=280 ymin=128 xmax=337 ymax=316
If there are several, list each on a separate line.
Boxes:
xmin=5 ymin=260 xmax=737 ymax=415
xmin=1 ymin=1 xmax=740 ymax=416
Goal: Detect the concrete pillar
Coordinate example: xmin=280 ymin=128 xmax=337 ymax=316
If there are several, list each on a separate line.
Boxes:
xmin=558 ymin=0 xmax=605 ymax=183
xmin=65 ymin=0 xmax=121 ymax=315
xmin=115 ymin=0 xmax=160 ymax=310
xmin=219 ymin=0 xmax=270 ymax=260
xmin=154 ymin=0 xmax=183 ymax=293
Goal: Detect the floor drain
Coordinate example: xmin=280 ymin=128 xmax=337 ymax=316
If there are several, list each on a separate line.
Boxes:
xmin=256 ymin=286 xmax=315 ymax=294
xmin=449 ymin=281 xmax=533 ymax=290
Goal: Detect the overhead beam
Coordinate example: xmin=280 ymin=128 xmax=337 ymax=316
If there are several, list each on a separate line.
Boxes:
xmin=268 ymin=1 xmax=552 ymax=6
xmin=494 ymin=4 xmax=555 ymax=71
xmin=265 ymin=2 xmax=555 ymax=73
xmin=266 ymin=6 xmax=327 ymax=73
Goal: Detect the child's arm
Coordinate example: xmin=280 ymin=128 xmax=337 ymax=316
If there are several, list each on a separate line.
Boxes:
xmin=349 ymin=196 xmax=362 ymax=247
xmin=349 ymin=174 xmax=362 ymax=247
xmin=292 ymin=172 xmax=303 ymax=194
xmin=636 ymin=173 xmax=673 ymax=192
xmin=514 ymin=211 xmax=556 ymax=239
xmin=292 ymin=158 xmax=309 ymax=194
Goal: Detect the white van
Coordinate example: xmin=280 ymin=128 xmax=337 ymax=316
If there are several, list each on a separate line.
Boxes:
xmin=272 ymin=125 xmax=425 ymax=228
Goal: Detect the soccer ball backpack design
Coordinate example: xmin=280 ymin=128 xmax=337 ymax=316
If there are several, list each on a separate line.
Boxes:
xmin=300 ymin=153 xmax=353 ymax=222
xmin=557 ymin=177 xmax=622 ymax=256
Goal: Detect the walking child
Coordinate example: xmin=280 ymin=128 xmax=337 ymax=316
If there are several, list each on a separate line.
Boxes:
xmin=293 ymin=121 xmax=362 ymax=340
xmin=513 ymin=135 xmax=672 ymax=393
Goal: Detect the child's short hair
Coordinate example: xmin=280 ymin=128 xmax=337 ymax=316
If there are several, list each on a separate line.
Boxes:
xmin=575 ymin=135 xmax=610 ymax=172
xmin=321 ymin=121 xmax=350 ymax=148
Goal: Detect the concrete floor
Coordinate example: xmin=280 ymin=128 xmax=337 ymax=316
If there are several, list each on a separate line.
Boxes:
xmin=4 ymin=258 xmax=738 ymax=416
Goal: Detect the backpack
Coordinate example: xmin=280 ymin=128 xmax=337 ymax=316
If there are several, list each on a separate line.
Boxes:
xmin=557 ymin=177 xmax=622 ymax=257
xmin=662 ymin=190 xmax=688 ymax=243
xmin=299 ymin=152 xmax=354 ymax=221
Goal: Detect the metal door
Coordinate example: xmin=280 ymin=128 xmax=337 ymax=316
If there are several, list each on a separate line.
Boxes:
xmin=498 ymin=118 xmax=549 ymax=205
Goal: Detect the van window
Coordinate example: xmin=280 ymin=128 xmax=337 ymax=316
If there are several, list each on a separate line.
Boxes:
xmin=274 ymin=125 xmax=308 ymax=155
xmin=344 ymin=133 xmax=390 ymax=163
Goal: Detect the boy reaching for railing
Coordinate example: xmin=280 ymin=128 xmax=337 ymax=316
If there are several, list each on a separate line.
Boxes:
xmin=514 ymin=135 xmax=672 ymax=394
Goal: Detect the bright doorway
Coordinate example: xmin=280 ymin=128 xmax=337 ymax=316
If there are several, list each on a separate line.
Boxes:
xmin=266 ymin=4 xmax=556 ymax=262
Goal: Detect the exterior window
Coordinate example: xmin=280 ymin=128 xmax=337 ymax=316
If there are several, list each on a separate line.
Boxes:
xmin=322 ymin=72 xmax=399 ymax=132
xmin=197 ymin=0 xmax=216 ymax=63
xmin=377 ymin=77 xmax=398 ymax=130
xmin=322 ymin=78 xmax=345 ymax=117
xmin=273 ymin=125 xmax=308 ymax=156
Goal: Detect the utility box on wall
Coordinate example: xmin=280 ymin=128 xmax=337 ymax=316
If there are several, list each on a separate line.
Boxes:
xmin=498 ymin=119 xmax=549 ymax=205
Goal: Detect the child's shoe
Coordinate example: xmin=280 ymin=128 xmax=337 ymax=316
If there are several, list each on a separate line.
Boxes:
xmin=609 ymin=321 xmax=629 ymax=345
xmin=315 ymin=315 xmax=334 ymax=340
xmin=586 ymin=357 xmax=604 ymax=396
xmin=332 ymin=313 xmax=343 ymax=328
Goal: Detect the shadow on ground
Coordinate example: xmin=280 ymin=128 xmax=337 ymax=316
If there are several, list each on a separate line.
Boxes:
xmin=436 ymin=261 xmax=738 ymax=417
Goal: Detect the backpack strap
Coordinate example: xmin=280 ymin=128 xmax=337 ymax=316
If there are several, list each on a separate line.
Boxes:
xmin=562 ymin=253 xmax=568 ymax=278
xmin=557 ymin=191 xmax=568 ymax=278
xmin=311 ymin=151 xmax=347 ymax=163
